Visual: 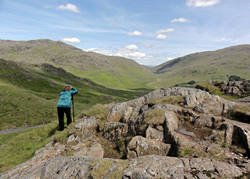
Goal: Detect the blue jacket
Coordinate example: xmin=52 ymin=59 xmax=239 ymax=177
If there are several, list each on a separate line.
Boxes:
xmin=57 ymin=87 xmax=78 ymax=108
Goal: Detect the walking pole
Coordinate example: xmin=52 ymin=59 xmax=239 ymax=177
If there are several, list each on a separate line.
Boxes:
xmin=71 ymin=95 xmax=74 ymax=122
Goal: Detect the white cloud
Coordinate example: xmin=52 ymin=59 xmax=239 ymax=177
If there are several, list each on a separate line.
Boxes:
xmin=171 ymin=18 xmax=188 ymax=23
xmin=86 ymin=45 xmax=148 ymax=60
xmin=86 ymin=48 xmax=114 ymax=56
xmin=186 ymin=0 xmax=220 ymax=7
xmin=156 ymin=28 xmax=175 ymax=34
xmin=217 ymin=37 xmax=232 ymax=42
xmin=57 ymin=4 xmax=81 ymax=13
xmin=166 ymin=58 xmax=174 ymax=61
xmin=127 ymin=52 xmax=146 ymax=59
xmin=218 ymin=38 xmax=226 ymax=41
xmin=125 ymin=44 xmax=138 ymax=50
xmin=86 ymin=48 xmax=97 ymax=51
xmin=128 ymin=31 xmax=142 ymax=36
xmin=62 ymin=37 xmax=81 ymax=43
xmin=157 ymin=34 xmax=167 ymax=39
xmin=141 ymin=43 xmax=162 ymax=49
xmin=114 ymin=53 xmax=122 ymax=56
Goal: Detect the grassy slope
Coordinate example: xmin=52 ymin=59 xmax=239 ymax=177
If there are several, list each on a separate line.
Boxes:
xmin=152 ymin=45 xmax=250 ymax=87
xmin=0 ymin=57 xmax=152 ymax=173
xmin=0 ymin=59 xmax=151 ymax=130
xmin=0 ymin=120 xmax=69 ymax=173
xmin=0 ymin=39 xmax=157 ymax=89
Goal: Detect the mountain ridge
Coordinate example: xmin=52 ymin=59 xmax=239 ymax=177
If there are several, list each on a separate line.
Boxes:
xmin=152 ymin=44 xmax=250 ymax=86
xmin=1 ymin=39 xmax=250 ymax=88
xmin=0 ymin=39 xmax=157 ymax=89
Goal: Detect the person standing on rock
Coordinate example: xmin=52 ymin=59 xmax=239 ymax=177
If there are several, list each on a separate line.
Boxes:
xmin=57 ymin=85 xmax=78 ymax=131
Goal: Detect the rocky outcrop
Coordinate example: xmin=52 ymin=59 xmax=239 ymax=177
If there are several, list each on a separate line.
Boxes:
xmin=103 ymin=122 xmax=128 ymax=142
xmin=67 ymin=134 xmax=104 ymax=158
xmin=208 ymin=80 xmax=250 ymax=96
xmin=101 ymin=87 xmax=250 ymax=166
xmin=145 ymin=125 xmax=164 ymax=142
xmin=1 ymin=155 xmax=247 ymax=179
xmin=124 ymin=155 xmax=244 ymax=179
xmin=126 ymin=136 xmax=171 ymax=159
xmin=194 ymin=114 xmax=224 ymax=128
xmin=222 ymin=80 xmax=250 ymax=95
xmin=74 ymin=115 xmax=99 ymax=130
xmin=3 ymin=87 xmax=250 ymax=178
xmin=106 ymin=87 xmax=235 ymax=122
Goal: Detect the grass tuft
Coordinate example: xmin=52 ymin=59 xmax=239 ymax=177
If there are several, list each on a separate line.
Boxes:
xmin=90 ymin=159 xmax=113 ymax=178
xmin=144 ymin=109 xmax=165 ymax=125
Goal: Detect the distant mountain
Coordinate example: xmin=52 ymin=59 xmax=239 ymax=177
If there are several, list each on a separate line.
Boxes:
xmin=152 ymin=45 xmax=250 ymax=86
xmin=0 ymin=39 xmax=157 ymax=89
xmin=145 ymin=65 xmax=156 ymax=68
xmin=1 ymin=39 xmax=250 ymax=89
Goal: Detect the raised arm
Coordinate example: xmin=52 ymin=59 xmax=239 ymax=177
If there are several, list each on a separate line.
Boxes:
xmin=71 ymin=87 xmax=78 ymax=95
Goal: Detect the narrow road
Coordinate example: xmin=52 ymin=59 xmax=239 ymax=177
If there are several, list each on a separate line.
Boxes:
xmin=0 ymin=125 xmax=43 ymax=135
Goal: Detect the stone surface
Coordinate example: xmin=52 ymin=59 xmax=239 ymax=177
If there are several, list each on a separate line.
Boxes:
xmin=213 ymin=161 xmax=243 ymax=178
xmin=129 ymin=104 xmax=143 ymax=120
xmin=195 ymin=114 xmax=213 ymax=128
xmin=2 ymin=155 xmax=245 ymax=179
xmin=67 ymin=134 xmax=80 ymax=144
xmin=120 ymin=106 xmax=134 ymax=123
xmin=71 ymin=141 xmax=104 ymax=158
xmin=145 ymin=125 xmax=164 ymax=142
xmin=107 ymin=102 xmax=128 ymax=122
xmin=220 ymin=123 xmax=234 ymax=147
xmin=126 ymin=136 xmax=171 ymax=159
xmin=123 ymin=155 xmax=244 ymax=179
xmin=103 ymin=122 xmax=128 ymax=142
xmin=232 ymin=125 xmax=250 ymax=157
xmin=86 ymin=142 xmax=104 ymax=158
xmin=164 ymin=111 xmax=179 ymax=131
xmin=74 ymin=115 xmax=99 ymax=130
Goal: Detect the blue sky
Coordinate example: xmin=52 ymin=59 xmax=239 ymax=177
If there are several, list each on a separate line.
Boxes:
xmin=1 ymin=0 xmax=250 ymax=66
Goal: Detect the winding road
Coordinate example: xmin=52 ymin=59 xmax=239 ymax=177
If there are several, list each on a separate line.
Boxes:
xmin=0 ymin=125 xmax=43 ymax=135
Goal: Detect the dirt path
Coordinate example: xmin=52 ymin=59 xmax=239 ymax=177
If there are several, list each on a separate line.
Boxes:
xmin=0 ymin=125 xmax=43 ymax=135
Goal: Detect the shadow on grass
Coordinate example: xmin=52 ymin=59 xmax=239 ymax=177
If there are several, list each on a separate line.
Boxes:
xmin=47 ymin=124 xmax=60 ymax=137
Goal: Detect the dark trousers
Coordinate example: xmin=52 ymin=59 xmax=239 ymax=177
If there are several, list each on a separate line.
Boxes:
xmin=57 ymin=107 xmax=72 ymax=131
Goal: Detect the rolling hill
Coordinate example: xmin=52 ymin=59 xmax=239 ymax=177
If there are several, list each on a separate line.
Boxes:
xmin=0 ymin=39 xmax=157 ymax=89
xmin=1 ymin=39 xmax=250 ymax=89
xmin=152 ymin=45 xmax=250 ymax=86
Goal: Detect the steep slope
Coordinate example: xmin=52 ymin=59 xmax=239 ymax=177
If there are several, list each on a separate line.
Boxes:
xmin=0 ymin=39 xmax=157 ymax=89
xmin=153 ymin=44 xmax=250 ymax=86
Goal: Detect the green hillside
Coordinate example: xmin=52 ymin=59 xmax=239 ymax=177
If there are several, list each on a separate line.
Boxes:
xmin=0 ymin=59 xmax=151 ymax=130
xmin=1 ymin=40 xmax=250 ymax=89
xmin=152 ymin=45 xmax=250 ymax=87
xmin=0 ymin=39 xmax=157 ymax=89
